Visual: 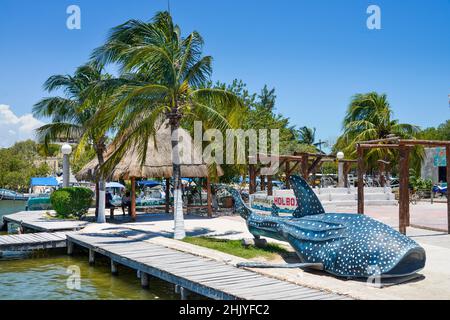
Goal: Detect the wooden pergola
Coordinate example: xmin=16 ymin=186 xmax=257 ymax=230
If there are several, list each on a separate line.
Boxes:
xmin=248 ymin=152 xmax=337 ymax=195
xmin=357 ymin=138 xmax=450 ymax=234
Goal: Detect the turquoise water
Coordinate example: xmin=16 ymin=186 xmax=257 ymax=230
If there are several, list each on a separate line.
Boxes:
xmin=0 ymin=251 xmax=179 ymax=300
xmin=0 ymin=200 xmax=26 ymax=218
xmin=0 ymin=201 xmax=204 ymax=300
xmin=0 ymin=200 xmax=26 ymax=235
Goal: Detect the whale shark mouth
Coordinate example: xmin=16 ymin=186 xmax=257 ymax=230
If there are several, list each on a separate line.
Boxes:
xmin=382 ymin=247 xmax=426 ymax=278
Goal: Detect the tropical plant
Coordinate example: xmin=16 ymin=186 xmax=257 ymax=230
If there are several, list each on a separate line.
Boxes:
xmin=335 ymin=92 xmax=422 ymax=170
xmin=33 ymin=63 xmax=116 ymax=222
xmin=91 ymin=11 xmax=244 ymax=239
xmin=298 ymin=126 xmax=316 ymax=145
xmin=50 ymin=187 xmax=94 ymax=219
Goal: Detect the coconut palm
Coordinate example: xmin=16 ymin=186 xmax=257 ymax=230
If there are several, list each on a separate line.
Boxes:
xmin=335 ymin=92 xmax=421 ymax=169
xmin=91 ymin=11 xmax=243 ymax=239
xmin=33 ymin=63 xmax=117 ymax=223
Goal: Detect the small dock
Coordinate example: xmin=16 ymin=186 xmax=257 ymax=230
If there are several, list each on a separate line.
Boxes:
xmin=2 ymin=211 xmax=89 ymax=232
xmin=67 ymin=231 xmax=348 ymax=300
xmin=0 ymin=232 xmax=68 ymax=251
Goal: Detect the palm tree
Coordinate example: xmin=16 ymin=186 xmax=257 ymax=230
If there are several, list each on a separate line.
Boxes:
xmin=298 ymin=126 xmax=327 ymax=152
xmin=335 ymin=92 xmax=421 ymax=169
xmin=33 ymin=63 xmax=116 ymax=223
xmin=91 ymin=11 xmax=243 ymax=239
xmin=298 ymin=126 xmax=317 ymax=145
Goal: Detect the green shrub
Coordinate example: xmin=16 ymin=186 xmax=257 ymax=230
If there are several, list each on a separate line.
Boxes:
xmin=50 ymin=187 xmax=94 ymax=219
xmin=409 ymin=176 xmax=433 ymax=191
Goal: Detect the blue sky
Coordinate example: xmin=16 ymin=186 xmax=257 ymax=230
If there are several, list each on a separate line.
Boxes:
xmin=0 ymin=0 xmax=449 ymax=147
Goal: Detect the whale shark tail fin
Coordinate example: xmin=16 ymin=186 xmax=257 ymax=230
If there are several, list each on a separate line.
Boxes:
xmin=289 ymin=175 xmax=325 ymax=217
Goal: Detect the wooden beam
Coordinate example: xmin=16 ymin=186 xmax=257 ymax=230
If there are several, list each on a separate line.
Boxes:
xmin=308 ymin=157 xmax=323 ymax=176
xmin=358 ymin=137 xmax=400 ymax=144
xmin=343 ymin=162 xmax=352 ymax=187
xmin=286 ymin=161 xmax=301 ymax=176
xmin=400 ymin=139 xmax=450 ymax=147
xmin=357 ymin=145 xmax=364 ymax=214
xmin=206 ymin=176 xmax=212 ymax=218
xmin=447 ymin=146 xmax=450 ymax=234
xmin=285 ymin=161 xmax=290 ymax=189
xmin=358 ymin=144 xmax=401 ymax=149
xmin=249 ymin=165 xmax=256 ymax=194
xmin=301 ymin=155 xmax=309 ymax=180
xmin=131 ymin=177 xmax=136 ymax=221
xmin=260 ymin=175 xmax=266 ymax=191
xmin=399 ymin=146 xmax=411 ymax=234
xmin=165 ymin=178 xmax=170 ymax=213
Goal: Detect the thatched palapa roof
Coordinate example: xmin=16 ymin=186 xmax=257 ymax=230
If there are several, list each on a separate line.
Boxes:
xmin=76 ymin=122 xmax=222 ymax=181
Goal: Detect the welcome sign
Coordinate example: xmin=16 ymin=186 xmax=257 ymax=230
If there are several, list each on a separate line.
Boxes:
xmin=250 ymin=191 xmax=298 ymax=214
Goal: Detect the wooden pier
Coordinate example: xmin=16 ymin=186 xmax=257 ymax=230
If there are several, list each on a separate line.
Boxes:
xmin=2 ymin=211 xmax=88 ymax=232
xmin=67 ymin=231 xmax=349 ymax=300
xmin=0 ymin=232 xmax=68 ymax=251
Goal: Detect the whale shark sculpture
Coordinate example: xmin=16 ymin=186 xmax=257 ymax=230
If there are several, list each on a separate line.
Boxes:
xmin=224 ymin=175 xmax=426 ymax=278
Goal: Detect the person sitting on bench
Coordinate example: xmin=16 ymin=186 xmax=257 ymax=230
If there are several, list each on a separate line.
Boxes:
xmin=121 ymin=191 xmax=132 ymax=216
xmin=106 ymin=191 xmax=116 ymax=219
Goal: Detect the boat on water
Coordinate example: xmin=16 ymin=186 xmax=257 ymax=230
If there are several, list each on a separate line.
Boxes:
xmin=0 ymin=189 xmax=29 ymax=201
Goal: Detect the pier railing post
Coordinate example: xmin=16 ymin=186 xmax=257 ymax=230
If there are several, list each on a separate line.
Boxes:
xmin=140 ymin=272 xmax=149 ymax=288
xmin=67 ymin=241 xmax=74 ymax=255
xmin=180 ymin=287 xmax=189 ymax=300
xmin=89 ymin=249 xmax=95 ymax=265
xmin=111 ymin=260 xmax=118 ymax=275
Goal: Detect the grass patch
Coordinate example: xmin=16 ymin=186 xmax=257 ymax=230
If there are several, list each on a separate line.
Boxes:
xmin=182 ymin=236 xmax=289 ymax=260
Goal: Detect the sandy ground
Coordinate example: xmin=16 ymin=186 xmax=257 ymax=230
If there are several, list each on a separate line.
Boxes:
xmin=96 ymin=203 xmax=450 ymax=300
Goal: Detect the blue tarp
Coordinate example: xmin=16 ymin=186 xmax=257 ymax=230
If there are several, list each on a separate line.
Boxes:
xmin=30 ymin=177 xmax=59 ymax=187
xmin=137 ymin=180 xmax=161 ymax=188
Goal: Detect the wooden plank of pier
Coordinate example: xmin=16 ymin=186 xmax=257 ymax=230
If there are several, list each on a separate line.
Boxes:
xmin=2 ymin=211 xmax=88 ymax=232
xmin=67 ymin=232 xmax=347 ymax=300
xmin=0 ymin=232 xmax=68 ymax=251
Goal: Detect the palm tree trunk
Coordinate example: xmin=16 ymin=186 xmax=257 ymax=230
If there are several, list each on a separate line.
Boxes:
xmin=170 ymin=114 xmax=185 ymax=239
xmin=96 ymin=148 xmax=106 ymax=223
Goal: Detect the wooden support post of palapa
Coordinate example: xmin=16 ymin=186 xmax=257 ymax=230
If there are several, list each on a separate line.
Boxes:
xmin=301 ymin=155 xmax=309 ymax=180
xmin=131 ymin=177 xmax=136 ymax=221
xmin=399 ymin=145 xmax=411 ymax=234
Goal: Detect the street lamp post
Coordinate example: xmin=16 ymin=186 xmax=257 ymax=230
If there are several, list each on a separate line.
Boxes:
xmin=61 ymin=144 xmax=72 ymax=188
xmin=337 ymin=151 xmax=345 ymax=188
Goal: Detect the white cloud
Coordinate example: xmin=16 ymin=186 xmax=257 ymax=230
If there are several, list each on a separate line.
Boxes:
xmin=0 ymin=104 xmax=44 ymax=148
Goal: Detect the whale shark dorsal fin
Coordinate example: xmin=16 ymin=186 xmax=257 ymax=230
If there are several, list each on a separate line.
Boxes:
xmin=289 ymin=175 xmax=325 ymax=217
